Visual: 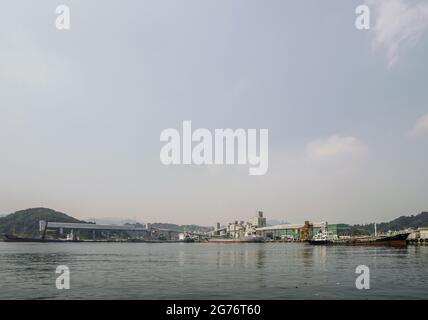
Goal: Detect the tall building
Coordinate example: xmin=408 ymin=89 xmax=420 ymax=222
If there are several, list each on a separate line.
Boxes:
xmin=249 ymin=211 xmax=266 ymax=228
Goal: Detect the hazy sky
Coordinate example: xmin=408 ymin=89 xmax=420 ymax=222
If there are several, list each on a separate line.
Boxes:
xmin=1 ymin=0 xmax=428 ymax=225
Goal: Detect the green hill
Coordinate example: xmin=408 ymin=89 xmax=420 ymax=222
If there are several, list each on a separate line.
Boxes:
xmin=0 ymin=208 xmax=82 ymax=238
xmin=350 ymin=212 xmax=428 ymax=235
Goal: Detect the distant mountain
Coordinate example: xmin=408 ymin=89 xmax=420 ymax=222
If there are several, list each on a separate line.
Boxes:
xmin=0 ymin=208 xmax=83 ymax=238
xmin=350 ymin=212 xmax=428 ymax=235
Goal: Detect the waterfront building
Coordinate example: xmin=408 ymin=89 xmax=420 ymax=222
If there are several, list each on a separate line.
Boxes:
xmin=256 ymin=221 xmax=349 ymax=240
xmin=409 ymin=227 xmax=428 ymax=240
xmin=210 ymin=211 xmax=267 ymax=239
xmin=209 ymin=211 xmax=348 ymax=241
xmin=227 ymin=221 xmax=246 ymax=239
xmin=328 ymin=224 xmax=351 ymax=236
xmin=420 ymin=227 xmax=428 ymax=239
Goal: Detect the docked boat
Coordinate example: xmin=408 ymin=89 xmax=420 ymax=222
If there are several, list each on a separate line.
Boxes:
xmin=308 ymin=232 xmax=411 ymax=246
xmin=308 ymin=220 xmax=411 ymax=246
xmin=348 ymin=232 xmax=410 ymax=246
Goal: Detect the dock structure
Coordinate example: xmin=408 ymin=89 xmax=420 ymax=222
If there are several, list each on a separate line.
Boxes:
xmin=39 ymin=221 xmax=180 ymax=241
xmin=41 ymin=221 xmax=149 ymax=232
xmin=407 ymin=227 xmax=428 ymax=245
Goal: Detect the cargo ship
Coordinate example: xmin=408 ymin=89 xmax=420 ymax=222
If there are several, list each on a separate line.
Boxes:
xmin=347 ymin=232 xmax=410 ymax=246
xmin=308 ymin=231 xmax=411 ymax=246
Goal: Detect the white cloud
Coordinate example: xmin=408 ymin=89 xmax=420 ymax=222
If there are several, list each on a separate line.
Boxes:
xmin=408 ymin=113 xmax=428 ymax=136
xmin=367 ymin=0 xmax=428 ymax=66
xmin=306 ymin=135 xmax=366 ymax=160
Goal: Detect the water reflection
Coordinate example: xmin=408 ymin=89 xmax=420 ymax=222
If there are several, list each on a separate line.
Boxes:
xmin=213 ymin=244 xmax=266 ymax=270
xmin=0 ymin=242 xmax=427 ymax=299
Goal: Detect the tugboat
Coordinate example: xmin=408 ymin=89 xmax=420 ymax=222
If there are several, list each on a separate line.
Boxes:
xmin=308 ymin=222 xmax=334 ymax=245
xmin=308 ymin=230 xmax=334 ymax=245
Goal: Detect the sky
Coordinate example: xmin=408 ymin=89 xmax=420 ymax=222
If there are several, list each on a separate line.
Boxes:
xmin=1 ymin=0 xmax=428 ymax=225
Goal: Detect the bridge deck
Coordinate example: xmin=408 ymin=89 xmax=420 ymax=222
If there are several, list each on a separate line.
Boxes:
xmin=43 ymin=221 xmax=149 ymax=232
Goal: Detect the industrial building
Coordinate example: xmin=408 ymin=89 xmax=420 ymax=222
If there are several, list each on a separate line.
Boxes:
xmin=408 ymin=227 xmax=428 ymax=244
xmin=210 ymin=212 xmax=349 ymax=241
xmin=256 ymin=222 xmax=350 ymax=241
xmin=211 ymin=211 xmax=266 ymax=239
xmin=38 ymin=220 xmax=181 ymax=241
